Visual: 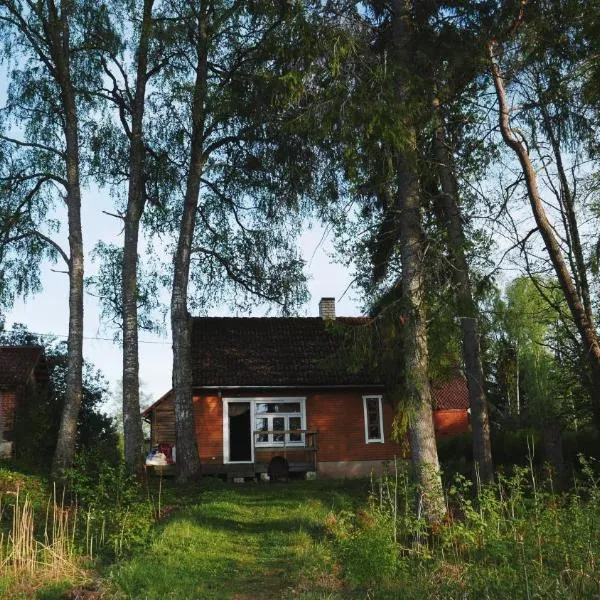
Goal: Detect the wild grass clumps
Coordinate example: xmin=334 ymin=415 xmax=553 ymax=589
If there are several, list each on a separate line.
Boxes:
xmin=0 ymin=486 xmax=90 ymax=597
xmin=0 ymin=459 xmax=160 ymax=597
xmin=324 ymin=457 xmax=600 ymax=598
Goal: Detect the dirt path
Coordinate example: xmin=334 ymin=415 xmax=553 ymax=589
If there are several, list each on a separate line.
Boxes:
xmin=109 ymin=480 xmax=365 ymax=599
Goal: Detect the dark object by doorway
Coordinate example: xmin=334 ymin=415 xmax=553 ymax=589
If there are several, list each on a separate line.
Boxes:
xmin=268 ymin=456 xmax=289 ymax=481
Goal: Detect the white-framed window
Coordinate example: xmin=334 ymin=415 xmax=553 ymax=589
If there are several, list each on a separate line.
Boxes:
xmin=363 ymin=395 xmax=384 ymax=443
xmin=254 ymin=398 xmax=306 ymax=447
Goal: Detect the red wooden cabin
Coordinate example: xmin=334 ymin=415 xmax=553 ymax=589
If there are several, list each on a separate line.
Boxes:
xmin=143 ymin=299 xmax=470 ymax=478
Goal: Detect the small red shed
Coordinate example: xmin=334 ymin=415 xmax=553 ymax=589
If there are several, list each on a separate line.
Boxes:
xmin=0 ymin=346 xmax=48 ymax=458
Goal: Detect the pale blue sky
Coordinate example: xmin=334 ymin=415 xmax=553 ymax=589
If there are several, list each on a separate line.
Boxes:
xmin=4 ymin=197 xmax=361 ymax=403
xmin=0 ymin=58 xmax=362 ymax=406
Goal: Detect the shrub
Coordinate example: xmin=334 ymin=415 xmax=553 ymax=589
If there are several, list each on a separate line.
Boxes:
xmin=63 ymin=454 xmax=157 ymax=560
xmin=325 ymin=509 xmax=398 ymax=589
xmin=352 ymin=459 xmax=600 ymax=598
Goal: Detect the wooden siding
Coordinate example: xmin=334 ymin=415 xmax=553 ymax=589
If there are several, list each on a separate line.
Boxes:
xmin=151 ymin=395 xmax=176 ymax=445
xmin=433 ymin=409 xmax=470 ymax=437
xmin=194 ymin=393 xmax=224 ymax=463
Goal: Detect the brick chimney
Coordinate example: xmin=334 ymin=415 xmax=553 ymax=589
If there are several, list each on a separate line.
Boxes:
xmin=318 ymin=297 xmax=336 ymax=320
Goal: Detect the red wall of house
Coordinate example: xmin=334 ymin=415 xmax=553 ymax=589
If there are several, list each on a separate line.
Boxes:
xmin=190 ymin=389 xmax=405 ymax=465
xmin=152 ymin=390 xmax=469 ymax=466
xmin=0 ymin=391 xmax=17 ymax=437
xmin=433 ymin=409 xmax=470 ymax=437
xmin=305 ymin=391 xmax=403 ymax=462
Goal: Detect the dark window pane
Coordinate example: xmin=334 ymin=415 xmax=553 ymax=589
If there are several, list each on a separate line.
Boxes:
xmin=289 ymin=417 xmax=302 ymax=442
xmin=366 ymin=398 xmax=381 ymax=440
xmin=273 ymin=417 xmax=285 ymax=442
xmin=277 ymin=402 xmax=301 ymax=413
xmin=255 ymin=417 xmax=268 ymax=443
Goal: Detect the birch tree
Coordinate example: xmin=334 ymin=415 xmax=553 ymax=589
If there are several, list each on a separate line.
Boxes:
xmin=0 ymin=0 xmax=106 ymax=477
xmin=487 ymin=0 xmax=600 ymax=427
xmin=154 ymin=0 xmax=312 ymax=481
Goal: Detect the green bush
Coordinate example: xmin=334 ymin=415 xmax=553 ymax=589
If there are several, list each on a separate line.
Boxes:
xmin=438 ymin=428 xmax=600 ymax=470
xmin=352 ymin=460 xmax=600 ymax=598
xmin=491 ymin=428 xmax=541 ymax=465
xmin=63 ymin=454 xmax=157 ymax=560
xmin=325 ymin=509 xmax=398 ymax=589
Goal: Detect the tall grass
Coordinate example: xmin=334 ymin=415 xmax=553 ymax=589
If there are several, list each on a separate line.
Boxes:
xmin=0 ymin=464 xmax=162 ymax=597
xmin=0 ymin=485 xmax=87 ymax=589
xmin=325 ymin=456 xmax=600 ymax=598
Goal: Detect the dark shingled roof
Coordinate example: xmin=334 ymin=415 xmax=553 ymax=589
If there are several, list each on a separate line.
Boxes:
xmin=145 ymin=317 xmax=470 ymax=414
xmin=431 ymin=377 xmax=470 ymax=410
xmin=0 ymin=346 xmax=47 ymax=390
xmin=190 ymin=316 xmax=377 ymax=387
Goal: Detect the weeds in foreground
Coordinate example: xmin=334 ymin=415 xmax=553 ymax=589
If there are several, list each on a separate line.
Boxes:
xmin=0 ymin=459 xmax=162 ymax=597
xmin=0 ymin=486 xmax=89 ymax=595
xmin=3 ymin=458 xmax=600 ymax=599
xmin=323 ymin=456 xmax=600 ymax=598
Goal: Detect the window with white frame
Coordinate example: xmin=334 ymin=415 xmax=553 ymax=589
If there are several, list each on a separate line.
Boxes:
xmin=363 ymin=395 xmax=384 ymax=443
xmin=254 ymin=400 xmax=305 ymax=446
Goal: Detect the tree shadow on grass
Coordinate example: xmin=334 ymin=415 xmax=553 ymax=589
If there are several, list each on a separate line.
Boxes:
xmin=170 ymin=511 xmax=327 ymax=538
xmin=112 ymin=480 xmax=366 ymax=599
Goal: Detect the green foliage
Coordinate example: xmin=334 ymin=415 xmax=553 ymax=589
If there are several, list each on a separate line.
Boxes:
xmin=4 ymin=463 xmax=600 ymax=599
xmin=64 ymin=455 xmax=155 ymax=560
xmin=329 ymin=510 xmax=398 ymax=589
xmin=319 ymin=461 xmax=600 ymax=598
xmin=86 ymin=241 xmax=167 ymax=338
xmin=482 ymin=277 xmax=590 ymax=427
xmin=0 ymin=325 xmax=120 ymax=470
xmin=0 ymin=0 xmax=110 ymax=311
xmin=439 ymin=429 xmax=600 ymax=475
xmin=65 ymin=453 xmax=138 ymax=509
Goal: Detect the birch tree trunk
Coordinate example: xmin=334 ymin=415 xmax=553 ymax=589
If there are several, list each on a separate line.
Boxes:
xmin=51 ymin=0 xmax=84 ymax=478
xmin=391 ymin=0 xmax=445 ymax=524
xmin=489 ymin=42 xmax=600 ymax=427
xmin=432 ymin=99 xmax=494 ymax=484
xmin=122 ymin=0 xmax=154 ymax=475
xmin=170 ymin=4 xmax=209 ymax=482
xmin=396 ymin=149 xmax=446 ymax=524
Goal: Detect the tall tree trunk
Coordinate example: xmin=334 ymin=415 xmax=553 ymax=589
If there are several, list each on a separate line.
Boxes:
xmin=122 ymin=0 xmax=154 ymax=475
xmin=489 ymin=43 xmax=600 ymax=427
xmin=170 ymin=6 xmax=209 ymax=482
xmin=432 ymin=99 xmax=494 ymax=484
xmin=391 ymin=0 xmax=445 ymax=525
xmin=396 ymin=150 xmax=446 ymax=524
xmin=52 ymin=0 xmax=84 ymax=478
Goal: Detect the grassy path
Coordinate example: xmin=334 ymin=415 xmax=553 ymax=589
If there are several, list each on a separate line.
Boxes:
xmin=110 ymin=479 xmax=367 ymax=599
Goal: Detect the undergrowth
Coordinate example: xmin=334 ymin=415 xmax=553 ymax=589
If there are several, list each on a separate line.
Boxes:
xmin=0 ymin=457 xmax=161 ymax=598
xmin=322 ymin=456 xmax=600 ymax=598
xmin=2 ymin=456 xmax=600 ymax=599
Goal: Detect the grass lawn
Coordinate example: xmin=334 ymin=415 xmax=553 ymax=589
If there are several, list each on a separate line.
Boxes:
xmin=5 ymin=465 xmax=600 ymax=598
xmin=109 ymin=478 xmax=368 ymax=599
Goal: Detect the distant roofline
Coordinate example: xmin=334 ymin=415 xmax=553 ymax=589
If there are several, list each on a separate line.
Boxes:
xmin=0 ymin=345 xmax=48 ymax=385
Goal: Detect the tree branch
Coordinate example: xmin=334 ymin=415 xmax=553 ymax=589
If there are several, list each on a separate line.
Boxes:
xmin=0 ymin=134 xmax=65 ymax=158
